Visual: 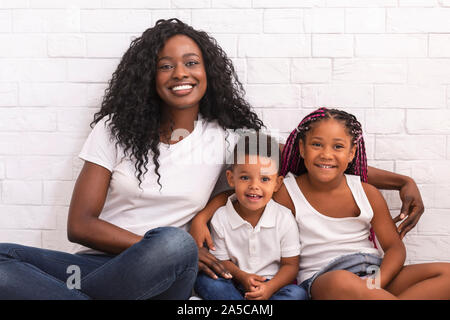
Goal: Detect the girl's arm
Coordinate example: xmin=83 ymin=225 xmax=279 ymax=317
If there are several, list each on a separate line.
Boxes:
xmin=367 ymin=166 xmax=424 ymax=238
xmin=363 ymin=183 xmax=406 ymax=288
xmin=67 ymin=161 xmax=142 ymax=255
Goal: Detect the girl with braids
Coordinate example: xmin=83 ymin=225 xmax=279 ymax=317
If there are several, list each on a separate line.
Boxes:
xmin=273 ymin=107 xmax=450 ymax=299
xmin=0 ymin=18 xmax=260 ymax=299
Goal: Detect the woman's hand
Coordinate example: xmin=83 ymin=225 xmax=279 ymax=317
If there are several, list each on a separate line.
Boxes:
xmin=393 ymin=177 xmax=424 ymax=239
xmin=190 ymin=217 xmax=231 ymax=279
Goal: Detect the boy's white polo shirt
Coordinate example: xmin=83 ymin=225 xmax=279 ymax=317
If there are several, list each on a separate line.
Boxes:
xmin=210 ymin=194 xmax=300 ymax=279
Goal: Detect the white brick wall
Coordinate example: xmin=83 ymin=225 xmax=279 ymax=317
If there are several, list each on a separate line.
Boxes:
xmin=0 ymin=0 xmax=449 ymax=265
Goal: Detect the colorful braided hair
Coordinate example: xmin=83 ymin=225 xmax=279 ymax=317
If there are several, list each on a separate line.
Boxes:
xmin=280 ymin=107 xmax=377 ymax=247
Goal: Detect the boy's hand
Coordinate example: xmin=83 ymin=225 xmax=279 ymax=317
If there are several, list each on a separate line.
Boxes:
xmin=240 ymin=273 xmax=266 ymax=293
xmin=245 ymin=280 xmax=274 ymax=300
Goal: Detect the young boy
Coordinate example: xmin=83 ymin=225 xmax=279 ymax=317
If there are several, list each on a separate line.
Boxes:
xmin=194 ymin=132 xmax=306 ymax=300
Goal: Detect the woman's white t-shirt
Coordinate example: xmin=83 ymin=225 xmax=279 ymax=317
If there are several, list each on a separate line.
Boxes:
xmin=75 ymin=115 xmax=237 ymax=254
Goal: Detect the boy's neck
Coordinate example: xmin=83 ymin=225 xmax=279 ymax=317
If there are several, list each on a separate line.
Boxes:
xmin=232 ymin=200 xmax=266 ymax=228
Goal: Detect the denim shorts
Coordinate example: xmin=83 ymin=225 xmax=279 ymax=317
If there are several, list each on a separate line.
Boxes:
xmin=299 ymin=252 xmax=383 ymax=299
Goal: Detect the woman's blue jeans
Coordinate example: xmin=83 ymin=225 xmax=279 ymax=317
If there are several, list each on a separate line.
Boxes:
xmin=0 ymin=227 xmax=198 ymax=300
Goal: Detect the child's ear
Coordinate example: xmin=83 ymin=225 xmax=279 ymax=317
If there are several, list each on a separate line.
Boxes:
xmin=348 ymin=144 xmax=357 ymax=163
xmin=226 ymin=169 xmax=235 ymax=188
xmin=299 ymin=139 xmax=305 ymax=158
xmin=273 ymin=175 xmax=284 ymax=193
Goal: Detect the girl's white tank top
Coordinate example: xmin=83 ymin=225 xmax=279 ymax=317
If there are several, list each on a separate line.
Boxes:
xmin=283 ymin=173 xmax=381 ymax=284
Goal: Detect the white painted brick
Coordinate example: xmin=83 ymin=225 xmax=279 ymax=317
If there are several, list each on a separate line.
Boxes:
xmin=252 ymin=0 xmax=324 ymax=8
xmin=192 ymin=9 xmax=262 ymax=33
xmin=375 ymin=85 xmax=446 ymax=108
xmin=20 ymin=132 xmax=86 ymax=156
xmin=28 ymin=0 xmax=101 ymax=8
xmin=396 ymin=160 xmax=450 ymax=184
xmin=434 ymin=184 xmax=450 ymax=208
xmin=172 ymin=0 xmax=210 ymax=8
xmin=67 ymin=59 xmax=119 ymax=83
xmin=429 ymin=34 xmax=450 ymax=57
xmin=407 ymin=109 xmax=450 ymax=134
xmin=441 ymin=0 xmax=450 ymax=6
xmin=13 ymin=9 xmax=80 ymax=33
xmin=0 ymin=159 xmax=4 ymax=179
xmin=247 ymin=58 xmax=290 ymax=84
xmin=345 ymin=8 xmax=385 ymax=33
xmin=230 ymin=58 xmax=246 ymax=83
xmin=417 ymin=211 xmax=450 ymax=236
xmin=0 ymin=108 xmax=57 ymax=131
xmin=264 ymin=9 xmax=304 ymax=33
xmin=48 ymin=34 xmax=86 ymax=58
xmin=262 ymin=109 xmax=303 ymax=133
xmin=72 ymin=156 xmax=84 ymax=179
xmin=0 ymin=205 xmax=57 ymax=229
xmin=408 ymin=59 xmax=450 ymax=84
xmin=333 ymin=59 xmax=407 ymax=83
xmin=80 ymin=10 xmax=150 ymax=33
xmin=238 ymin=34 xmax=310 ymax=58
xmin=0 ymin=0 xmax=28 ymax=8
xmin=302 ymin=85 xmax=373 ymax=108
xmin=211 ymin=34 xmax=237 ymax=58
xmin=5 ymin=156 xmax=73 ymax=180
xmin=379 ymin=189 xmax=402 ymax=211
xmin=211 ymin=0 xmax=251 ymax=8
xmin=86 ymin=34 xmax=133 ymax=58
xmin=19 ymin=83 xmax=88 ymax=107
xmin=244 ymin=85 xmax=300 ymax=108
xmin=355 ymin=35 xmax=427 ymax=58
xmin=0 ymin=10 xmax=12 ymax=32
xmin=57 ymin=108 xmax=97 ymax=132
xmin=0 ymin=230 xmax=42 ymax=247
xmin=0 ymin=133 xmax=21 ymax=155
xmin=43 ymin=180 xmax=75 ymax=206
xmin=367 ymin=160 xmax=394 ymax=173
xmin=0 ymin=35 xmax=47 ymax=58
xmin=0 ymin=59 xmax=67 ymax=82
xmin=387 ymin=8 xmax=450 ymax=33
xmin=151 ymin=10 xmax=191 ymax=24
xmin=399 ymin=0 xmax=438 ymax=6
xmin=2 ymin=181 xmax=42 ymax=205
xmin=307 ymin=8 xmax=345 ymax=33
xmin=365 ymin=109 xmax=404 ymax=134
xmin=326 ymin=0 xmax=396 ymax=6
xmin=0 ymin=83 xmax=17 ymax=107
xmin=102 ymin=0 xmax=169 ymax=8
xmin=86 ymin=83 xmax=108 ymax=107
xmin=291 ymin=58 xmax=331 ymax=83
xmin=376 ymin=135 xmax=446 ymax=160
xmin=404 ymin=235 xmax=450 ymax=261
xmin=313 ymin=34 xmax=353 ymax=58
xmin=364 ymin=134 xmax=375 ymax=160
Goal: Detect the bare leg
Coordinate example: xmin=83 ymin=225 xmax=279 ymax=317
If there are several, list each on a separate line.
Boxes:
xmin=385 ymin=263 xmax=450 ymax=300
xmin=311 ymin=270 xmax=398 ymax=300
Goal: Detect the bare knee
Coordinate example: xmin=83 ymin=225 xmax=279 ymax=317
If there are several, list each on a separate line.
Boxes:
xmin=311 ymin=270 xmax=365 ymax=300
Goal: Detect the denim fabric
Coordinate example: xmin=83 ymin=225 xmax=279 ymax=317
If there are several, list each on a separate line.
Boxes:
xmin=0 ymin=227 xmax=198 ymax=300
xmin=194 ymin=272 xmax=308 ymax=300
xmin=299 ymin=252 xmax=383 ymax=299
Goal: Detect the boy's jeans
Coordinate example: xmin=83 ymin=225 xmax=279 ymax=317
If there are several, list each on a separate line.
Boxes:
xmin=0 ymin=227 xmax=198 ymax=300
xmin=194 ymin=272 xmax=308 ymax=300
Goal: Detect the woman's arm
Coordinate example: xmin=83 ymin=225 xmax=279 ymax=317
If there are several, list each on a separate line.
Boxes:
xmin=367 ymin=166 xmax=424 ymax=238
xmin=363 ymin=183 xmax=406 ymax=288
xmin=67 ymin=161 xmax=142 ymax=255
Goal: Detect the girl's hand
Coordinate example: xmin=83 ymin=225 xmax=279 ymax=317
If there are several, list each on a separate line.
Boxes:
xmin=240 ymin=273 xmax=266 ymax=293
xmin=393 ymin=178 xmax=424 ymax=239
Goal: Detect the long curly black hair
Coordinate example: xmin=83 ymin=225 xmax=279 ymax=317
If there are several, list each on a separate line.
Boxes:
xmin=91 ymin=18 xmax=263 ymax=188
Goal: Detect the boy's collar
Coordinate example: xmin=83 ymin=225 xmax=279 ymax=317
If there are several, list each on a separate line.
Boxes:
xmin=226 ymin=194 xmax=276 ymax=230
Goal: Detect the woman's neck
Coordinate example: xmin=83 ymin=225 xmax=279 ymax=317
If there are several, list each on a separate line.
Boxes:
xmin=160 ymin=106 xmax=200 ymax=144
